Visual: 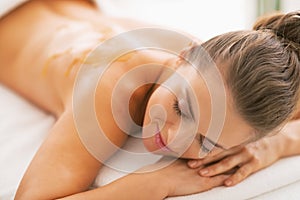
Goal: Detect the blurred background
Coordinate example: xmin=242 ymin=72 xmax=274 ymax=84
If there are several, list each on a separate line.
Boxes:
xmin=96 ymin=0 xmax=300 ymax=40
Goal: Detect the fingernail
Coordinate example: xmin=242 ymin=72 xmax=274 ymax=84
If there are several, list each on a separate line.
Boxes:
xmin=200 ymin=169 xmax=209 ymax=175
xmin=225 ymin=180 xmax=232 ymax=186
xmin=189 ymin=160 xmax=198 ymax=167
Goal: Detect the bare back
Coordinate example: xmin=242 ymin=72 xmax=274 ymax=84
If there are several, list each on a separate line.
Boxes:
xmin=0 ymin=1 xmax=178 ymax=198
xmin=0 ymin=0 xmax=164 ymax=116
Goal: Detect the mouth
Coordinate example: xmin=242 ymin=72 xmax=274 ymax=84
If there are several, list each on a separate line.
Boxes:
xmin=155 ymin=124 xmax=172 ymax=152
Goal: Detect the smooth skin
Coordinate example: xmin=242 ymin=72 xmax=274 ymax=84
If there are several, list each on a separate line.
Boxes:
xmin=0 ymin=0 xmax=300 ymax=199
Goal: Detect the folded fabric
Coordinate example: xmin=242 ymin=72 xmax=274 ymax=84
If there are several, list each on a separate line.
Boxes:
xmin=93 ymin=136 xmax=300 ymax=200
xmin=0 ymin=84 xmax=55 ymax=200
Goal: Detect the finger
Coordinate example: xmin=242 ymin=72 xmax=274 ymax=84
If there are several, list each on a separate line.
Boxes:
xmin=199 ymin=151 xmax=228 ymax=166
xmin=187 ymin=159 xmax=203 ymax=168
xmin=201 ymin=145 xmax=243 ymax=166
xmin=199 ymin=152 xmax=249 ymax=177
xmin=224 ymin=163 xmax=253 ymax=186
xmin=208 ymin=174 xmax=231 ymax=188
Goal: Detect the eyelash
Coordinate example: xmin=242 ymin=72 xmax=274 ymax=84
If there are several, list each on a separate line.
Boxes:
xmin=199 ymin=134 xmax=211 ymax=153
xmin=173 ymin=99 xmax=182 ymax=116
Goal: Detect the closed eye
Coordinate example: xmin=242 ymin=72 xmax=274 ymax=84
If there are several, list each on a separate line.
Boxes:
xmin=198 ymin=133 xmax=227 ymax=152
xmin=173 ymin=99 xmax=182 ymax=116
xmin=173 ymin=98 xmax=190 ymax=118
xmin=199 ymin=134 xmax=212 ymax=153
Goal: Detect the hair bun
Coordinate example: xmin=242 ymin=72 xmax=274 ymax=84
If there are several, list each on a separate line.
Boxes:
xmin=253 ymin=11 xmax=300 ymax=53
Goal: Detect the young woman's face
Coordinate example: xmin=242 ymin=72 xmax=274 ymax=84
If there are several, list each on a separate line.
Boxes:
xmin=142 ymin=64 xmax=254 ymax=159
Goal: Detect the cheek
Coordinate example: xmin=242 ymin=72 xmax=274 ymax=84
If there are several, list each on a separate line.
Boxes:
xmin=178 ymin=140 xmax=201 ymax=159
xmin=144 ymin=88 xmax=177 ymax=123
xmin=179 ymin=142 xmax=225 ymax=159
xmin=142 ymin=87 xmax=175 ymax=139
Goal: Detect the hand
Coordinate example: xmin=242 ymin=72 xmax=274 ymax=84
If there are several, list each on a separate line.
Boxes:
xmin=187 ymin=137 xmax=282 ymax=187
xmin=146 ymin=157 xmax=229 ymax=197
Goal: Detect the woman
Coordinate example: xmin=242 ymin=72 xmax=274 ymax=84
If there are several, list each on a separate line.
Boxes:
xmin=0 ymin=0 xmax=299 ymax=199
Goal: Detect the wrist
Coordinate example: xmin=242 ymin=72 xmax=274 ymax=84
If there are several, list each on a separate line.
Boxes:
xmin=258 ymin=132 xmax=286 ymax=160
xmin=149 ymin=170 xmax=170 ymax=198
xmin=137 ymin=160 xmax=175 ymax=198
xmin=278 ymin=121 xmax=300 ymax=157
xmin=271 ymin=133 xmax=288 ymax=159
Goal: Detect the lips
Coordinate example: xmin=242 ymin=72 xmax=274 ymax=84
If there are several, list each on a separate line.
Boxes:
xmin=154 ymin=132 xmax=167 ymax=150
xmin=154 ymin=124 xmax=171 ymax=152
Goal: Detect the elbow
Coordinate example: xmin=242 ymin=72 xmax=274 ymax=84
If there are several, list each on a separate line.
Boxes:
xmin=15 ymin=193 xmax=43 ymax=200
xmin=15 ymin=189 xmax=57 ymax=200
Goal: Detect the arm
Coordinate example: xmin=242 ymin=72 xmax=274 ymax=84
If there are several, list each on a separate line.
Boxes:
xmin=15 ymin=109 xmax=105 ymax=199
xmin=58 ymin=172 xmax=168 ymax=200
xmin=187 ymin=118 xmax=300 ymax=186
xmin=59 ymin=158 xmax=229 ymax=200
xmin=15 ymin=109 xmax=228 ymax=200
xmin=15 ymin=107 xmax=164 ymax=200
xmin=15 ymin=103 xmax=164 ymax=200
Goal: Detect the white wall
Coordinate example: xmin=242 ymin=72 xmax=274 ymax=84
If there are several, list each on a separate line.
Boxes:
xmin=96 ymin=0 xmax=300 ymax=40
xmin=96 ymin=0 xmax=257 ymax=40
xmin=281 ymin=0 xmax=300 ymax=12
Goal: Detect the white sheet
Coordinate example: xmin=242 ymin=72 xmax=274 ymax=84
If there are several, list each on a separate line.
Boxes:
xmin=94 ymin=139 xmax=300 ymax=200
xmin=0 ymin=0 xmax=27 ymax=18
xmin=0 ymin=83 xmax=300 ymax=200
xmin=0 ymin=84 xmax=55 ymax=199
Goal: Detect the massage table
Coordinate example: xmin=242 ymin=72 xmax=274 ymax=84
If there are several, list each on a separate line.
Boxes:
xmin=1 ymin=83 xmax=300 ymax=200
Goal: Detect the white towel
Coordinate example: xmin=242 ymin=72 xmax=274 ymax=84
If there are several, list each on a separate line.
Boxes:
xmin=0 ymin=0 xmax=28 ymax=18
xmin=0 ymin=84 xmax=55 ymax=200
xmin=93 ymin=137 xmax=300 ymax=200
xmin=1 ymin=82 xmax=300 ymax=200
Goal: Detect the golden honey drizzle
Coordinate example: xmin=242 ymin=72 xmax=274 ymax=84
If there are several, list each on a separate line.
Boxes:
xmin=41 ymin=21 xmax=114 ymax=76
xmin=42 ymin=25 xmax=131 ymax=78
xmin=42 ymin=52 xmax=66 ymax=76
xmin=42 ymin=37 xmax=104 ymax=77
xmin=64 ymin=49 xmax=91 ymax=77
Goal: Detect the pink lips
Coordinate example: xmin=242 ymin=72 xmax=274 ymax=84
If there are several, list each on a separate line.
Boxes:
xmin=154 ymin=132 xmax=171 ymax=152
